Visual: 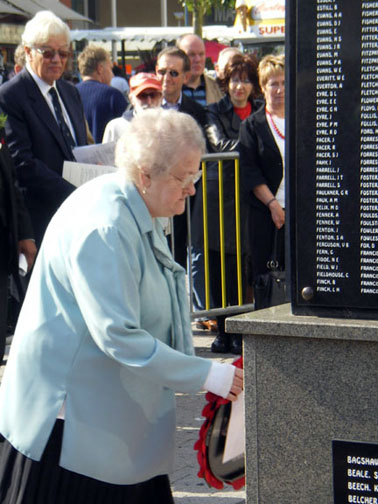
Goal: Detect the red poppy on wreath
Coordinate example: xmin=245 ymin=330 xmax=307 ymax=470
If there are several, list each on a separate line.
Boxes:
xmin=194 ymin=356 xmax=245 ymax=490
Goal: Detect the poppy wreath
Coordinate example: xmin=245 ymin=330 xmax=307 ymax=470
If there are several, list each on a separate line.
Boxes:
xmin=193 ymin=356 xmax=245 ymax=490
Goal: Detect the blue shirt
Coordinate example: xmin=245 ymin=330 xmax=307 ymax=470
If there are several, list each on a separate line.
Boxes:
xmin=182 ymin=75 xmax=207 ymax=107
xmin=77 ymin=80 xmax=127 ymax=143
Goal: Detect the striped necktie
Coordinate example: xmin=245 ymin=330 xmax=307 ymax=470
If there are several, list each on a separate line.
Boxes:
xmin=49 ymin=87 xmax=76 ymax=153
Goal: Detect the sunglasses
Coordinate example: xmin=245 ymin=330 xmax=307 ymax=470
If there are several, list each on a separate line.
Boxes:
xmin=32 ymin=47 xmax=70 ymax=60
xmin=157 ymin=68 xmax=180 ymax=78
xmin=138 ymin=91 xmax=162 ymax=100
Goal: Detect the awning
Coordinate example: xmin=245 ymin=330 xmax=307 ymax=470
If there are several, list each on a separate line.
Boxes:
xmin=0 ymin=0 xmax=91 ymax=22
xmin=0 ymin=0 xmax=26 ymax=15
xmin=32 ymin=0 xmax=90 ymax=22
xmin=5 ymin=0 xmax=42 ymax=16
xmin=70 ymin=25 xmax=284 ymax=45
xmin=70 ymin=26 xmax=238 ymax=45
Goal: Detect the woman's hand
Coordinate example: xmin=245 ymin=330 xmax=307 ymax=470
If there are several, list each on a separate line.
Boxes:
xmin=18 ymin=239 xmax=37 ymax=272
xmin=226 ymin=367 xmax=244 ymax=402
xmin=253 ymin=184 xmax=285 ymax=229
xmin=269 ymin=199 xmax=285 ymax=229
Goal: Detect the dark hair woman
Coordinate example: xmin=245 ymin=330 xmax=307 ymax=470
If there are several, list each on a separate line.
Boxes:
xmin=192 ymin=53 xmax=262 ymax=354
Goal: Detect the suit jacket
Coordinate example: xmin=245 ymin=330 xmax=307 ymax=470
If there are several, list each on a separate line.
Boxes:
xmin=0 ymin=175 xmax=211 ymax=484
xmin=179 ymin=93 xmax=208 ymax=133
xmin=76 ymin=79 xmax=127 ymax=143
xmin=0 ymin=127 xmax=33 ymax=278
xmin=168 ymin=94 xmax=209 ymax=266
xmin=0 ymin=69 xmax=87 ymax=245
xmin=239 ymin=103 xmax=283 ymax=213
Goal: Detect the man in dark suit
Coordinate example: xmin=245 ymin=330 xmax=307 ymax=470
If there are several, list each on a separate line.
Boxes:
xmin=0 ymin=11 xmax=87 ymax=246
xmin=155 ymin=47 xmax=209 ymax=270
xmin=0 ymin=123 xmax=36 ymax=364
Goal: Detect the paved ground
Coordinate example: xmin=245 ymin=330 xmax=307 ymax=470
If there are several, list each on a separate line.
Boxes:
xmin=171 ymin=327 xmax=245 ymax=504
xmin=2 ymin=328 xmax=246 ymax=504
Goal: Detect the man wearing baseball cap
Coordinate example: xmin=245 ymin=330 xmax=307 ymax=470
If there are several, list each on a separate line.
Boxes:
xmin=102 ymin=72 xmax=162 ymax=143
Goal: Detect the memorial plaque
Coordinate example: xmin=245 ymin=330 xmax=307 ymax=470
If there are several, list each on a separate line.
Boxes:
xmin=288 ymin=0 xmax=378 ymax=317
xmin=333 ymin=440 xmax=378 ymax=503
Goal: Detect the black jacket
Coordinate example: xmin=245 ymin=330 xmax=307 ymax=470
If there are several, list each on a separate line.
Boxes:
xmin=169 ymin=94 xmax=209 ymax=267
xmin=239 ymin=103 xmax=283 ymax=213
xmin=0 ymin=127 xmax=33 ymax=279
xmin=238 ymin=104 xmax=284 ymax=278
xmin=192 ymin=94 xmax=260 ymax=253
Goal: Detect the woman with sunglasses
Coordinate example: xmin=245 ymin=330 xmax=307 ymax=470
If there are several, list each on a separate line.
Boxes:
xmin=0 ymin=109 xmax=243 ymax=504
xmin=192 ymin=53 xmax=262 ymax=354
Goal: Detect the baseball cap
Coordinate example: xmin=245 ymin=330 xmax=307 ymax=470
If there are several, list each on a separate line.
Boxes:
xmin=129 ymin=72 xmax=162 ymax=96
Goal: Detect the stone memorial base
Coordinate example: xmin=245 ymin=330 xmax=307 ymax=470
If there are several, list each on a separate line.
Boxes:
xmin=227 ymin=304 xmax=378 ymax=504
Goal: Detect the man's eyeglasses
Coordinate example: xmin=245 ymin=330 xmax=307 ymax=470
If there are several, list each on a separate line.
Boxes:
xmin=138 ymin=91 xmax=162 ymax=100
xmin=32 ymin=47 xmax=70 ymax=60
xmin=170 ymin=171 xmax=202 ymax=188
xmin=157 ymin=68 xmax=180 ymax=78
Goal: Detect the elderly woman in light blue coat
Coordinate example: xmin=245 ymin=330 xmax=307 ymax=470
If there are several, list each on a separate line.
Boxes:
xmin=0 ymin=108 xmax=243 ymax=504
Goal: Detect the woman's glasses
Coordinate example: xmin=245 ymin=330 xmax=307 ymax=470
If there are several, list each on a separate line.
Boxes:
xmin=32 ymin=47 xmax=70 ymax=60
xmin=170 ymin=171 xmax=202 ymax=188
xmin=230 ymin=77 xmax=251 ymax=85
xmin=157 ymin=69 xmax=180 ymax=78
xmin=142 ymin=170 xmax=202 ymax=189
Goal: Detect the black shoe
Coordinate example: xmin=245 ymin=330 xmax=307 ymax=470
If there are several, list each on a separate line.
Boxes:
xmin=211 ymin=334 xmax=231 ymax=353
xmin=230 ymin=334 xmax=242 ymax=355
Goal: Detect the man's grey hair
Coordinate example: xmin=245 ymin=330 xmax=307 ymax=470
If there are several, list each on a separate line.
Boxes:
xmin=22 ymin=10 xmax=70 ymax=47
xmin=14 ymin=44 xmax=26 ymax=68
xmin=77 ymin=44 xmax=110 ymax=77
xmin=115 ymin=108 xmax=206 ymax=183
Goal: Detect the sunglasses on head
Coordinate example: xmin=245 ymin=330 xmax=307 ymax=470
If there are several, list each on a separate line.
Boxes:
xmin=157 ymin=68 xmax=180 ymax=78
xmin=138 ymin=91 xmax=161 ymax=100
xmin=32 ymin=47 xmax=70 ymax=60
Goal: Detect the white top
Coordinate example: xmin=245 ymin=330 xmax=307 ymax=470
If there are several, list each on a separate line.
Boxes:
xmin=111 ymin=76 xmax=129 ymax=96
xmin=266 ymin=112 xmax=285 ymax=207
xmin=102 ymin=116 xmax=130 ymax=143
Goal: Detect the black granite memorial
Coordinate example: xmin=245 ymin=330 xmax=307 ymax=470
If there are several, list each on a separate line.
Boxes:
xmin=288 ymin=0 xmax=378 ymax=318
xmin=225 ymin=2 xmax=378 ymax=502
xmin=333 ymin=440 xmax=378 ymax=503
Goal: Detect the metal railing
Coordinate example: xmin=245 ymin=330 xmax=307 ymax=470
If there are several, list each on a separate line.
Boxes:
xmin=181 ymin=152 xmax=255 ymax=320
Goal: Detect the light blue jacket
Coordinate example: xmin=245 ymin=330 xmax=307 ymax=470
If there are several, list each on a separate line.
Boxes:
xmin=0 ymin=173 xmax=211 ymax=484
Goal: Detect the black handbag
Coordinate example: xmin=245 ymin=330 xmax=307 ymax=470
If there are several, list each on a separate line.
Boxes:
xmin=254 ymin=227 xmax=286 ymax=310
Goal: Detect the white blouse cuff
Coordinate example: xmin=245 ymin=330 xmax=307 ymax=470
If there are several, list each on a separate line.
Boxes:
xmin=201 ymin=361 xmax=236 ymax=399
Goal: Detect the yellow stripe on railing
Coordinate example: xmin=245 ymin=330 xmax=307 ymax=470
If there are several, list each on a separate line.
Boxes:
xmin=234 ymin=157 xmax=243 ymax=305
xmin=218 ymin=159 xmax=227 ymax=307
xmin=190 ymin=152 xmax=245 ymax=318
xmin=201 ymin=159 xmax=211 ymax=311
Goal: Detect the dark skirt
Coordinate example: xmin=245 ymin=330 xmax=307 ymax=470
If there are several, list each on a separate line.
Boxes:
xmin=0 ymin=420 xmax=174 ymax=504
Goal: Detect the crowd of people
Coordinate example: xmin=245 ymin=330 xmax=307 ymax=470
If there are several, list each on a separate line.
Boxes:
xmin=0 ymin=8 xmax=285 ymax=503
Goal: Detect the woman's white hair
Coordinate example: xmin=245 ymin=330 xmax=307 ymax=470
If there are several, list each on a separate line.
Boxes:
xmin=115 ymin=108 xmax=206 ymax=183
xmin=22 ymin=10 xmax=71 ymax=47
